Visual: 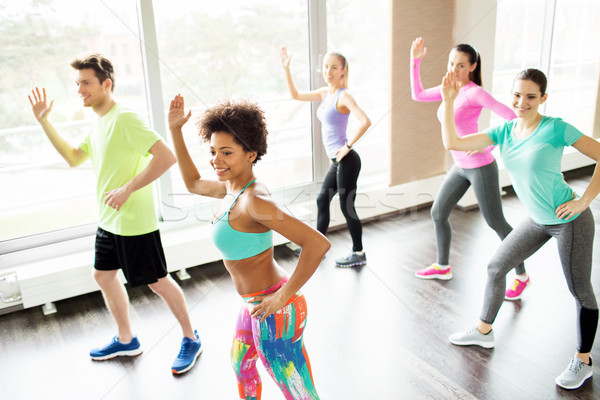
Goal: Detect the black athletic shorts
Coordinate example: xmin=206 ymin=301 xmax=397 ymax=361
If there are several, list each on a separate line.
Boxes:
xmin=94 ymin=227 xmax=168 ymax=287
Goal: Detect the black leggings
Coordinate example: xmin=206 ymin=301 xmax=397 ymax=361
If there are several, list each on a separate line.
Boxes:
xmin=316 ymin=149 xmax=363 ymax=252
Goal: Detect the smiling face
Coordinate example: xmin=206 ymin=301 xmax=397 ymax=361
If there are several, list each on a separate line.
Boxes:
xmin=209 ymin=131 xmax=256 ymax=181
xmin=447 ymin=49 xmax=476 ymax=85
xmin=75 ymin=68 xmax=111 ymax=109
xmin=511 ymin=79 xmax=547 ymax=118
xmin=322 ymin=54 xmax=346 ymax=85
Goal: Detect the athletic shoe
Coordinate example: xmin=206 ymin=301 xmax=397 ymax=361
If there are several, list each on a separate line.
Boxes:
xmin=555 ymin=356 xmax=593 ymax=389
xmin=415 ymin=263 xmax=453 ymax=280
xmin=505 ymin=277 xmax=530 ymax=300
xmin=449 ymin=326 xmax=495 ymax=348
xmin=171 ymin=330 xmax=203 ymax=375
xmin=90 ymin=336 xmax=142 ymax=360
xmin=335 ymin=252 xmax=367 ymax=267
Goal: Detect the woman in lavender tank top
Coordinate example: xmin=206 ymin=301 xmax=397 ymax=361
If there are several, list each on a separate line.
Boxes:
xmin=280 ymin=46 xmax=371 ymax=267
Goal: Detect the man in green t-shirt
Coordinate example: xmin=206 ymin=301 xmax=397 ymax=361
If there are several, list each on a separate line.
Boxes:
xmin=29 ymin=54 xmax=202 ymax=375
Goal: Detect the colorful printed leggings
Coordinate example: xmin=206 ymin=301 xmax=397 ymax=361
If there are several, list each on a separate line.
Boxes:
xmin=231 ymin=276 xmax=319 ymax=400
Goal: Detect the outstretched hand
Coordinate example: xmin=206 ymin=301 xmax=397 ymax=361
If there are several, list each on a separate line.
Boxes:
xmin=28 ymin=87 xmax=54 ymax=122
xmin=411 ymin=37 xmax=427 ymax=59
xmin=168 ymin=94 xmax=192 ymax=131
xmin=441 ymin=72 xmax=459 ymax=102
xmin=280 ymin=46 xmax=291 ymax=68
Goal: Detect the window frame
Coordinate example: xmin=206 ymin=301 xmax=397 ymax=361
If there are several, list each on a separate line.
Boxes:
xmin=0 ymin=0 xmax=338 ymax=256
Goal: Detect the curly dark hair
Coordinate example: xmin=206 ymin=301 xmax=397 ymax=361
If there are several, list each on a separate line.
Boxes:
xmin=71 ymin=54 xmax=115 ymax=92
xmin=197 ymin=99 xmax=268 ymax=164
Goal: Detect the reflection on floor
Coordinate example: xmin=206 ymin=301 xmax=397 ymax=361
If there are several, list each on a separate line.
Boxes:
xmin=0 ymin=166 xmax=599 ymax=399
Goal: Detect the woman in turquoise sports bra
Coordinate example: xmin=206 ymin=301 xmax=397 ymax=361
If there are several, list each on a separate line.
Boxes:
xmin=168 ymin=94 xmax=330 ymax=400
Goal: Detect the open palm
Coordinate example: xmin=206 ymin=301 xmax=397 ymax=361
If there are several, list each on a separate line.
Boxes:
xmin=168 ymin=94 xmax=191 ymax=130
xmin=280 ymin=46 xmax=292 ymax=68
xmin=28 ymin=87 xmax=54 ymax=122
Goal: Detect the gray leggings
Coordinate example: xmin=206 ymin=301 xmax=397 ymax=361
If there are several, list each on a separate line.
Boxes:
xmin=431 ymin=160 xmax=525 ymax=274
xmin=480 ymin=208 xmax=598 ymax=352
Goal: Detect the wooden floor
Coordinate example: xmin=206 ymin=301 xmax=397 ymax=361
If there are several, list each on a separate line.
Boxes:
xmin=1 ymin=166 xmax=600 ymax=400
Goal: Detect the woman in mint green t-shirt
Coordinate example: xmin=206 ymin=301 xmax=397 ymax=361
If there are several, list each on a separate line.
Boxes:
xmin=440 ymin=68 xmax=600 ymax=390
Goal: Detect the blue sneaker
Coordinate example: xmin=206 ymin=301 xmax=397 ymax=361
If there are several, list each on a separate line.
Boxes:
xmin=90 ymin=336 xmax=142 ymax=360
xmin=171 ymin=330 xmax=202 ymax=374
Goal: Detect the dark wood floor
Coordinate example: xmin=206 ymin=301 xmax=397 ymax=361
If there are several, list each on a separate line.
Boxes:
xmin=1 ymin=166 xmax=600 ymax=400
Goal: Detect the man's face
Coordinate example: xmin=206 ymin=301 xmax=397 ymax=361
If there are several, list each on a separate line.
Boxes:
xmin=75 ymin=68 xmax=110 ymax=108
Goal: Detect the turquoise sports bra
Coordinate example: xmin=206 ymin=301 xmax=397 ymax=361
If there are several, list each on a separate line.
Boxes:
xmin=210 ymin=179 xmax=273 ymax=260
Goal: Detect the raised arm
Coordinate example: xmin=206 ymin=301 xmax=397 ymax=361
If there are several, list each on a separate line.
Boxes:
xmin=280 ymin=46 xmax=325 ymax=102
xmin=168 ymin=94 xmax=226 ymax=198
xmin=441 ymin=72 xmax=494 ymax=151
xmin=247 ymin=195 xmax=331 ymax=322
xmin=28 ymin=87 xmax=88 ymax=167
xmin=410 ymin=37 xmax=443 ymax=102
xmin=470 ymin=86 xmax=516 ymax=121
xmin=104 ymin=139 xmax=176 ymax=211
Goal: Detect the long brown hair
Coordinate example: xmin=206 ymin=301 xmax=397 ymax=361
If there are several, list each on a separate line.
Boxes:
xmin=452 ymin=44 xmax=481 ymax=87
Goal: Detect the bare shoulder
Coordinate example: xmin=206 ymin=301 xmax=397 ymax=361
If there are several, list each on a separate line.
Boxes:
xmin=339 ymin=89 xmax=357 ymax=104
xmin=315 ymin=86 xmax=330 ymax=98
xmin=247 ymin=180 xmax=271 ymax=198
xmin=242 ymin=181 xmax=276 ymax=211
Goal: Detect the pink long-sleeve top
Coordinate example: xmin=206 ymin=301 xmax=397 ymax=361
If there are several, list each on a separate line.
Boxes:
xmin=410 ymin=57 xmax=516 ymax=169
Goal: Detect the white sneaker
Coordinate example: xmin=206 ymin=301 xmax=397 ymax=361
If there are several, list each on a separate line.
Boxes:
xmin=555 ymin=356 xmax=593 ymax=389
xmin=449 ymin=326 xmax=495 ymax=349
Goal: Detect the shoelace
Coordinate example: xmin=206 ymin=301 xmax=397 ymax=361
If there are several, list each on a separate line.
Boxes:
xmin=468 ymin=327 xmax=479 ymax=335
xmin=568 ymin=358 xmax=582 ymax=374
xmin=177 ymin=340 xmax=194 ymax=358
xmin=177 ymin=342 xmax=190 ymax=358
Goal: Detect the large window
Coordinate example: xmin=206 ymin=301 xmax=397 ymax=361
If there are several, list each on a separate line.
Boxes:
xmin=492 ymin=0 xmax=600 ymax=134
xmin=0 ymin=0 xmax=147 ymax=241
xmin=1 ymin=0 xmax=391 ymax=250
xmin=152 ymin=0 xmax=312 ymax=211
xmin=326 ymin=0 xmax=390 ymax=187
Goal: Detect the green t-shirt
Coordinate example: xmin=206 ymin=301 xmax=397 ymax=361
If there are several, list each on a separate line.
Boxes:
xmin=80 ymin=103 xmax=161 ymax=236
xmin=485 ymin=116 xmax=583 ymax=225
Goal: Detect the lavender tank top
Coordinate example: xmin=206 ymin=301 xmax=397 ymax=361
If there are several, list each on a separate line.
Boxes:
xmin=316 ymin=88 xmax=350 ymax=158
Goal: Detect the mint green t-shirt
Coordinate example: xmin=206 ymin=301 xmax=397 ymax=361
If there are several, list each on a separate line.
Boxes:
xmin=79 ymin=104 xmax=161 ymax=236
xmin=485 ymin=116 xmax=583 ymax=225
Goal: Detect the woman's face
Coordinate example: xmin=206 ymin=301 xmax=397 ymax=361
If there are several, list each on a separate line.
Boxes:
xmin=322 ymin=55 xmax=345 ymax=85
xmin=447 ymin=49 xmax=476 ymax=84
xmin=209 ymin=131 xmax=256 ymax=181
xmin=511 ymin=79 xmax=547 ymax=118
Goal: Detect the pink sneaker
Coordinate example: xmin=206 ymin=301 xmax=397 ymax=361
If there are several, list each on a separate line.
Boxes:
xmin=505 ymin=277 xmax=530 ymax=300
xmin=415 ymin=264 xmax=452 ymax=280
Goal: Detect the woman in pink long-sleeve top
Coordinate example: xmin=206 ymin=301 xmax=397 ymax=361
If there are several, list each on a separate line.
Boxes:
xmin=410 ymin=37 xmax=529 ymax=300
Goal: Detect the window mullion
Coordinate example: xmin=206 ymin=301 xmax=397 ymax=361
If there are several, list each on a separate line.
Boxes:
xmin=136 ymin=0 xmax=174 ymax=221
xmin=307 ymin=0 xmax=328 ymax=182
